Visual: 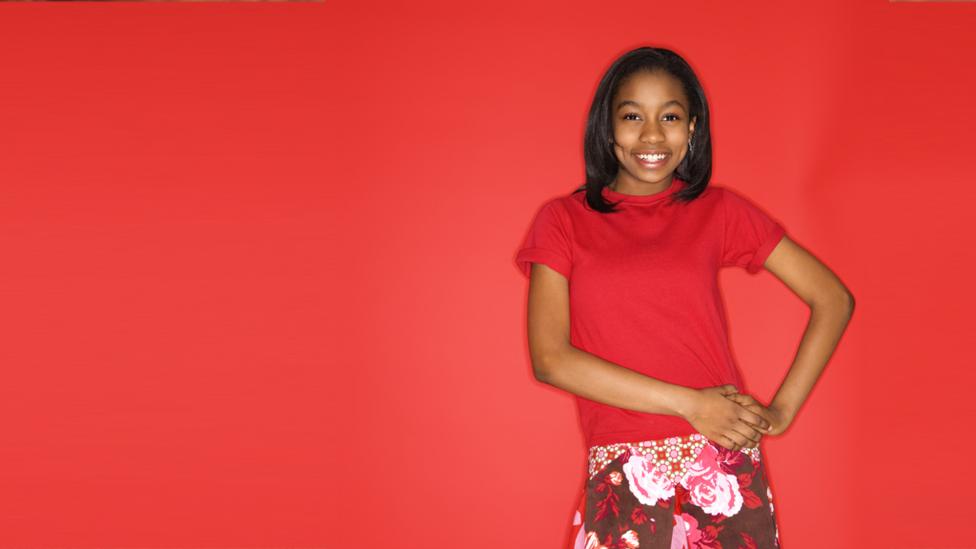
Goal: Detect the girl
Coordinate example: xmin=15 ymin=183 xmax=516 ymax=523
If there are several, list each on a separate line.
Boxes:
xmin=515 ymin=46 xmax=854 ymax=548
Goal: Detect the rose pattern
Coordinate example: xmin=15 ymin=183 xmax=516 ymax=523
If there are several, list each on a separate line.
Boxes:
xmin=623 ymin=453 xmax=677 ymax=506
xmin=573 ymin=434 xmax=781 ymax=549
xmin=674 ymin=512 xmax=722 ymax=549
xmin=678 ymin=443 xmax=743 ymax=517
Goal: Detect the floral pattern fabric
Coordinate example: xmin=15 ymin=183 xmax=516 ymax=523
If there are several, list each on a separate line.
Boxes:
xmin=570 ymin=433 xmax=781 ymax=549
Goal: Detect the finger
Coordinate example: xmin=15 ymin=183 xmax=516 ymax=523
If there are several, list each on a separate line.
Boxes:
xmin=735 ymin=394 xmax=758 ymax=406
xmin=739 ymin=425 xmax=762 ymax=448
xmin=720 ymin=384 xmax=739 ymax=396
xmin=721 ymin=431 xmax=751 ymax=451
xmin=731 ymin=421 xmax=763 ymax=445
xmin=728 ymin=399 xmax=771 ymax=429
xmin=717 ymin=434 xmax=738 ymax=451
xmin=729 ymin=393 xmax=763 ymax=411
xmin=723 ymin=392 xmax=744 ymax=403
xmin=739 ymin=409 xmax=772 ymax=431
xmin=725 ymin=397 xmax=770 ymax=430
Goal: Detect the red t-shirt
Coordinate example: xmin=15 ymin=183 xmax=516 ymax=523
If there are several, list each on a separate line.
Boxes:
xmin=514 ymin=177 xmax=787 ymax=448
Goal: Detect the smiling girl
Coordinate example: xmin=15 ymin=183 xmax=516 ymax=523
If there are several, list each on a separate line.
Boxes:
xmin=515 ymin=46 xmax=854 ymax=548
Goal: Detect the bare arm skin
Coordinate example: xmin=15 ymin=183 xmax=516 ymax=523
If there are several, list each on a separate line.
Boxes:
xmin=524 ymin=262 xmax=772 ymax=450
xmin=724 ymin=235 xmax=855 ymax=436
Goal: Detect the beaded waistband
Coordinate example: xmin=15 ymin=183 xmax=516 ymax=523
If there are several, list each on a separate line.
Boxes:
xmin=587 ymin=432 xmax=761 ymax=484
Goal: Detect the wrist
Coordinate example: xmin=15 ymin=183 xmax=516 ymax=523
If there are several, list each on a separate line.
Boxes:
xmin=671 ymin=385 xmax=699 ymax=420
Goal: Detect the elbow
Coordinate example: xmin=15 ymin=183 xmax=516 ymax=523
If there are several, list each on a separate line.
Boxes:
xmin=812 ymin=288 xmax=855 ymax=315
xmin=531 ymin=346 xmax=567 ymax=383
xmin=803 ymin=272 xmax=855 ymax=311
xmin=838 ymin=286 xmax=855 ymax=315
xmin=533 ymin=365 xmax=551 ymax=384
xmin=532 ymin=357 xmax=554 ymax=383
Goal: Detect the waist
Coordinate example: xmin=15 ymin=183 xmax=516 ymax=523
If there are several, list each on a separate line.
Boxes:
xmin=587 ymin=431 xmax=761 ymax=483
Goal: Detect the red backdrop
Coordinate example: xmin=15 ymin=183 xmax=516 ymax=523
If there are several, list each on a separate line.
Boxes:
xmin=0 ymin=1 xmax=972 ymax=548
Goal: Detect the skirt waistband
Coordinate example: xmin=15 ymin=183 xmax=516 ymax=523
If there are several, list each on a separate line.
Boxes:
xmin=587 ymin=432 xmax=761 ymax=483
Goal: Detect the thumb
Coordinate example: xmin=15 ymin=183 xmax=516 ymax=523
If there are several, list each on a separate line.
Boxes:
xmin=720 ymin=384 xmax=739 ymax=395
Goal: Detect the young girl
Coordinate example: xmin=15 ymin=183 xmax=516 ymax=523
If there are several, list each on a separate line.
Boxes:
xmin=515 ymin=46 xmax=854 ymax=549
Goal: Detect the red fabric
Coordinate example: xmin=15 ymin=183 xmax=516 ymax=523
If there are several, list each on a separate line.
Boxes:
xmin=675 ymin=484 xmax=685 ymax=515
xmin=515 ymin=177 xmax=787 ymax=447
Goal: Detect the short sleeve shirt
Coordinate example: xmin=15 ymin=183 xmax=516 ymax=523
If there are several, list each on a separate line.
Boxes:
xmin=514 ymin=177 xmax=787 ymax=447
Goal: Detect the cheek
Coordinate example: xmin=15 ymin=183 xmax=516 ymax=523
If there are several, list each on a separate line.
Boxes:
xmin=613 ymin=123 xmax=636 ymax=138
xmin=612 ymin=148 xmax=625 ymax=164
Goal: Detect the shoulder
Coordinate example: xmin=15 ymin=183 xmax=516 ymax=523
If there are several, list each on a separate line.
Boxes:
xmin=710 ymin=184 xmax=770 ymax=205
xmin=699 ymin=184 xmax=727 ymax=201
xmin=701 ymin=184 xmax=760 ymax=215
xmin=676 ymin=183 xmax=724 ymax=212
xmin=522 ymin=193 xmax=578 ymax=235
xmin=711 ymin=185 xmax=776 ymax=216
xmin=541 ymin=190 xmax=586 ymax=218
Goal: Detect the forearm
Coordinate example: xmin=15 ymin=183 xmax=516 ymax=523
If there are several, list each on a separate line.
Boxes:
xmin=771 ymin=293 xmax=855 ymax=421
xmin=535 ymin=345 xmax=697 ymax=418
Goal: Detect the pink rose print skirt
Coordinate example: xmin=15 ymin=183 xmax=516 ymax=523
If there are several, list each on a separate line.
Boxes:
xmin=569 ymin=432 xmax=781 ymax=549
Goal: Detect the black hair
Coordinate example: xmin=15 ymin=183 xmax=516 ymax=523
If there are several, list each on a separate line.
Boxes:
xmin=573 ymin=46 xmax=713 ymax=212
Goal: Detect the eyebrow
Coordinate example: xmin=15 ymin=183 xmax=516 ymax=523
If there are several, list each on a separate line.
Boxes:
xmin=615 ymin=99 xmax=686 ymax=111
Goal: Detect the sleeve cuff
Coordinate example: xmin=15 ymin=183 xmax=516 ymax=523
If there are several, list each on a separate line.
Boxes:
xmin=745 ymin=224 xmax=786 ymax=274
xmin=515 ymin=248 xmax=572 ymax=280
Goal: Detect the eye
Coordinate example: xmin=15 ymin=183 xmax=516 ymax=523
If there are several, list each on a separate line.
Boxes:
xmin=622 ymin=113 xmax=641 ymax=121
xmin=663 ymin=113 xmax=681 ymax=122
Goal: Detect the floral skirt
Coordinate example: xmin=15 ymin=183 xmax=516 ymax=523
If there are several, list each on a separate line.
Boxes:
xmin=570 ymin=432 xmax=781 ymax=549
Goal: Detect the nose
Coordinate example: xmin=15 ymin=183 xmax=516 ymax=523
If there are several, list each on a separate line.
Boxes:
xmin=640 ymin=121 xmax=665 ymax=143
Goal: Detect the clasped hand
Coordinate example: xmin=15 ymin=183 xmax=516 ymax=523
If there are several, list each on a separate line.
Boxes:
xmin=683 ymin=384 xmax=790 ymax=452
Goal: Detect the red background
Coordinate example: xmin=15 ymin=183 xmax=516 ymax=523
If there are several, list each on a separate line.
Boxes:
xmin=0 ymin=1 xmax=972 ymax=548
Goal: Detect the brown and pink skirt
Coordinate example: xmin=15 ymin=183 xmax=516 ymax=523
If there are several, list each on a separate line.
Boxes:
xmin=570 ymin=432 xmax=781 ymax=549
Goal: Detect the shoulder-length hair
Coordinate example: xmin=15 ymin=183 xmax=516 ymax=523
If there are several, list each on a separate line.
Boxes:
xmin=573 ymin=46 xmax=713 ymax=212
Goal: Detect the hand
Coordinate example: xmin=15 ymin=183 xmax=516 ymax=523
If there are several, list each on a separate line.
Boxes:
xmin=723 ymin=392 xmax=791 ymax=437
xmin=682 ymin=384 xmax=771 ymax=452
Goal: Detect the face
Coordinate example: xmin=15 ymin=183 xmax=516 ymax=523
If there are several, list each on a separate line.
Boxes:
xmin=609 ymin=70 xmax=697 ymax=192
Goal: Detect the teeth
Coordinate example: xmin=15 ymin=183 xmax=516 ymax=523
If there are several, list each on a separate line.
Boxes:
xmin=637 ymin=153 xmax=668 ymax=161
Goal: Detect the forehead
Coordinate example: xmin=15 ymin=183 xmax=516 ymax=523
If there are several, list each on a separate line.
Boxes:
xmin=613 ymin=71 xmax=688 ymax=110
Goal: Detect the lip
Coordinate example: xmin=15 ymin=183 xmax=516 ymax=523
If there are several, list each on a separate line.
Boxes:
xmin=634 ymin=151 xmax=670 ymax=168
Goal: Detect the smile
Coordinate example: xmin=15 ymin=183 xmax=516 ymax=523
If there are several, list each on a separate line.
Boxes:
xmin=634 ymin=152 xmax=670 ymax=168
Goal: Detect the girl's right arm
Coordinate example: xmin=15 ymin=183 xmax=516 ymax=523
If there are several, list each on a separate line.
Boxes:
xmin=525 ymin=262 xmax=771 ymax=450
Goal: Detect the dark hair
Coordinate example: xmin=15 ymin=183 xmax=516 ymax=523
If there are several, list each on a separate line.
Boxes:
xmin=573 ymin=46 xmax=713 ymax=212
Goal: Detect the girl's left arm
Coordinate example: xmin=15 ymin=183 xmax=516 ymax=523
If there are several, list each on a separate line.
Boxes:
xmin=750 ymin=235 xmax=855 ymax=435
